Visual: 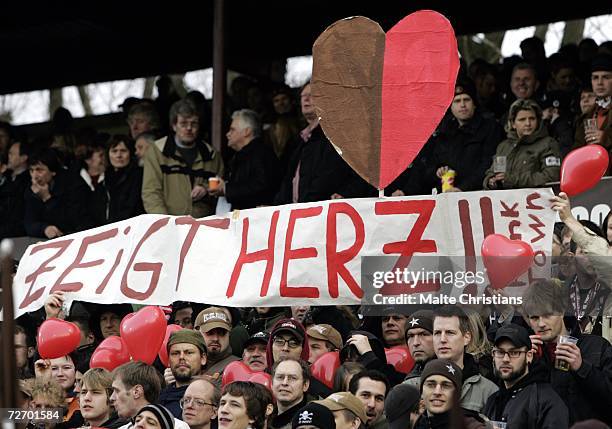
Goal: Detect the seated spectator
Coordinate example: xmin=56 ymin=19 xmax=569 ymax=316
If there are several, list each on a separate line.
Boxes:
xmin=24 ymin=149 xmax=90 ymax=238
xmin=484 ymin=99 xmax=561 ymax=190
xmin=181 ymin=378 xmax=220 ymax=429
xmin=315 ymin=392 xmax=367 ymax=429
xmin=15 ymin=325 xmax=35 ymax=379
xmin=80 ymin=367 xmax=124 ymax=428
xmin=0 ymin=140 xmax=30 ymax=239
xmin=246 ymin=307 xmax=289 ymax=335
xmin=106 ymin=135 xmax=145 ymax=222
xmin=578 ymin=84 xmax=597 ymax=116
xmin=264 ymin=85 xmax=302 ymax=175
xmin=397 ymin=80 xmax=503 ymax=195
xmin=30 ymin=378 xmax=67 ymax=425
xmin=209 ymin=109 xmax=280 ymax=209
xmin=170 ymin=302 xmax=195 ymax=330
xmin=218 ymin=381 xmax=270 ymax=429
xmin=541 ymin=90 xmax=575 ymax=157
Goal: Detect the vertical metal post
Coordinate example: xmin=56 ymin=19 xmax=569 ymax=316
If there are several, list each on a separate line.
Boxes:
xmin=211 ymin=0 xmax=226 ymax=153
xmin=0 ymin=240 xmax=18 ymax=408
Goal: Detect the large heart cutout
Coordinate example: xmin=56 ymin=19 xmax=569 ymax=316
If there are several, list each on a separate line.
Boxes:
xmin=221 ymin=361 xmax=271 ymax=390
xmin=481 ymin=234 xmax=534 ymax=290
xmin=310 ymin=351 xmax=340 ymax=389
xmin=312 ymin=11 xmax=459 ymax=189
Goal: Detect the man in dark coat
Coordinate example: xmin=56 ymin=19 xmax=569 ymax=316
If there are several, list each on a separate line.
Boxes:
xmin=0 ymin=140 xmax=30 ymax=239
xmin=209 ymin=109 xmax=280 ymax=209
xmin=484 ymin=324 xmax=569 ymax=428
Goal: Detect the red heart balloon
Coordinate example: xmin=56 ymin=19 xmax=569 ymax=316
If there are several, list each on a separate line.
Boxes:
xmin=481 ymin=234 xmax=534 ymax=290
xmin=312 ymin=11 xmax=459 ymax=189
xmin=120 ymin=306 xmax=167 ymax=364
xmin=248 ymin=372 xmax=273 ymax=393
xmin=90 ymin=336 xmax=130 ymax=371
xmin=560 ymin=145 xmax=609 ymax=197
xmin=159 ymin=325 xmax=183 ymax=367
xmin=384 ymin=346 xmax=415 ymax=374
xmin=310 ymin=351 xmax=340 ymax=389
xmin=222 ymin=361 xmax=257 ymax=386
xmin=37 ymin=318 xmax=81 ymax=359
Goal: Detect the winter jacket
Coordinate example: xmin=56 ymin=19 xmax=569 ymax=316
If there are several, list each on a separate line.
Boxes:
xmin=571 ymin=225 xmax=612 ymax=293
xmin=403 ymin=112 xmax=503 ymax=195
xmin=224 ymin=137 xmax=281 ymax=209
xmin=142 ymin=134 xmax=224 ymax=217
xmin=24 ymin=170 xmax=91 ymax=237
xmin=538 ymin=333 xmax=612 ymax=424
xmin=0 ymin=169 xmax=29 ymax=239
xmin=106 ymin=162 xmax=144 ymax=222
xmin=78 ymin=167 xmax=108 ymax=228
xmin=204 ymin=347 xmax=241 ymax=387
xmin=460 ymin=353 xmax=499 ymax=414
xmin=340 ymin=330 xmax=405 ymax=387
xmin=158 ymin=383 xmax=188 ymax=419
xmin=572 ymin=105 xmax=612 ymax=173
xmin=273 ymin=125 xmax=352 ymax=204
xmin=483 ymin=361 xmax=569 ymax=429
xmin=414 ymin=411 xmax=486 ymax=429
xmin=483 ymin=121 xmax=561 ymax=189
xmin=270 ymin=398 xmax=308 ymax=429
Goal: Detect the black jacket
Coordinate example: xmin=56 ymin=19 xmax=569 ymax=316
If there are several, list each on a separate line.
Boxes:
xmin=106 ymin=162 xmax=144 ymax=222
xmin=341 ymin=330 xmax=405 ymax=387
xmin=274 ymin=125 xmax=352 ymax=204
xmin=539 ymin=333 xmax=612 ymax=424
xmin=270 ymin=397 xmax=308 ymax=429
xmin=484 ymin=361 xmax=569 ymax=429
xmin=401 ymin=112 xmax=503 ymax=195
xmin=24 ymin=171 xmax=91 ymax=237
xmin=225 ymin=137 xmax=281 ymax=209
xmin=158 ymin=383 xmax=188 ymax=419
xmin=0 ymin=170 xmax=29 ymax=239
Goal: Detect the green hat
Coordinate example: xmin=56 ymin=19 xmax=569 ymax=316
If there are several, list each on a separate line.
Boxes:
xmin=167 ymin=330 xmax=206 ymax=354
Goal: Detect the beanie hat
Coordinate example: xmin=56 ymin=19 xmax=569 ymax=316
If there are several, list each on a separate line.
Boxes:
xmin=385 ymin=384 xmax=421 ymax=429
xmin=167 ymin=330 xmax=206 ymax=354
xmin=292 ymin=402 xmax=336 ymax=429
xmin=135 ymin=404 xmax=174 ymax=429
xmin=420 ymin=359 xmax=462 ymax=392
xmin=405 ymin=310 xmax=434 ymax=338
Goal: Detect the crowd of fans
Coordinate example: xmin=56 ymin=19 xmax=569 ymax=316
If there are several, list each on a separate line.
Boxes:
xmin=3 ymin=36 xmax=612 ymax=429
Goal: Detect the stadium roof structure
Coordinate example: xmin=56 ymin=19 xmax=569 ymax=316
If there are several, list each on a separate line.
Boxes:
xmin=2 ymin=1 xmax=610 ymax=94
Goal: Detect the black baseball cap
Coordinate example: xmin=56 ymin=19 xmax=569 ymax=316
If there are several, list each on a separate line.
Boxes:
xmin=244 ymin=331 xmax=270 ymax=348
xmin=494 ymin=324 xmax=532 ymax=349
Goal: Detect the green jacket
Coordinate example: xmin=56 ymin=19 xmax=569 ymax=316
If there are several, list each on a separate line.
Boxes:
xmin=483 ymin=123 xmax=560 ymax=189
xmin=142 ymin=136 xmax=224 ymax=217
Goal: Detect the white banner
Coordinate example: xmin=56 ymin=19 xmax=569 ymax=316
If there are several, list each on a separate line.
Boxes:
xmin=8 ymin=189 xmax=555 ymax=318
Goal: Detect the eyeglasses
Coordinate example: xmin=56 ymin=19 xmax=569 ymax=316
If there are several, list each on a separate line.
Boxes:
xmin=180 ymin=397 xmax=216 ymax=409
xmin=273 ymin=337 xmax=301 ymax=349
xmin=177 ymin=121 xmax=200 ymax=130
xmin=492 ymin=349 xmax=528 ymax=359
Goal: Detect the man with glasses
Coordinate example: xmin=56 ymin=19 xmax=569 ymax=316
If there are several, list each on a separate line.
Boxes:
xmin=181 ymin=378 xmax=220 ymax=429
xmin=160 ymin=330 xmax=208 ymax=418
xmin=271 ymin=359 xmax=310 ymax=429
xmin=267 ymin=319 xmax=310 ymax=368
xmin=484 ymin=324 xmax=568 ymax=428
xmin=142 ymin=98 xmax=224 ymax=217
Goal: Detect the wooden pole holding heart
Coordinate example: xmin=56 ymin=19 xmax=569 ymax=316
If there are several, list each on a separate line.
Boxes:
xmin=311 ymin=11 xmax=460 ymax=193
